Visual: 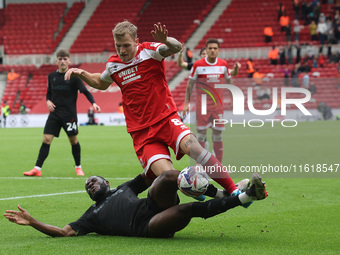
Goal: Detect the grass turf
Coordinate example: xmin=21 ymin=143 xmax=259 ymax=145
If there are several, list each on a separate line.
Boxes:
xmin=0 ymin=121 xmax=339 ymax=255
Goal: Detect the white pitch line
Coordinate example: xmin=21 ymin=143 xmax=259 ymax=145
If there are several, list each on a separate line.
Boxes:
xmin=0 ymin=190 xmax=86 ymax=201
xmin=0 ymin=177 xmax=133 ymax=201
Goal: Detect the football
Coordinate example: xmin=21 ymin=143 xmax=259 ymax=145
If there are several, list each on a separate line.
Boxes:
xmin=177 ymin=166 xmax=209 ymax=197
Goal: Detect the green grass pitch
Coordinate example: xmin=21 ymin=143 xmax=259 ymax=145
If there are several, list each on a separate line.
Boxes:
xmin=0 ymin=121 xmax=339 ymax=255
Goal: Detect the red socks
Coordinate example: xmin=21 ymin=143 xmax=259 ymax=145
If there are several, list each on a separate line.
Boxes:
xmin=213 ymin=141 xmax=223 ymax=163
xmin=196 ymin=149 xmax=237 ymax=194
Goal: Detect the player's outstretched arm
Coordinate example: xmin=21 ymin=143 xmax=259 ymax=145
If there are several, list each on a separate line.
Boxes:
xmin=182 ymin=79 xmax=195 ymax=118
xmin=230 ymin=62 xmax=241 ymax=77
xmin=151 ymin=22 xmax=182 ymax=57
xmin=4 ymin=205 xmax=76 ymax=237
xmin=65 ymin=68 xmax=111 ymax=90
xmin=177 ymin=44 xmax=188 ymax=69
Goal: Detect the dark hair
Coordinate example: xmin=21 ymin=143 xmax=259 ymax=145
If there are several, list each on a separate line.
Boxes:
xmin=56 ymin=49 xmax=70 ymax=58
xmin=199 ymin=48 xmax=206 ymax=56
xmin=206 ymin=38 xmax=220 ymax=48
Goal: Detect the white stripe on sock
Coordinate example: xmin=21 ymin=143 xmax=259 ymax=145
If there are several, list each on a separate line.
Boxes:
xmin=196 ymin=149 xmax=211 ymax=166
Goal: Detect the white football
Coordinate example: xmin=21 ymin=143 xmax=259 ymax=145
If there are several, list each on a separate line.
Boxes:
xmin=177 ymin=166 xmax=209 ymax=197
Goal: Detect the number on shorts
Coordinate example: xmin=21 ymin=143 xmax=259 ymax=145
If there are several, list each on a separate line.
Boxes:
xmin=66 ymin=122 xmax=77 ymax=131
xmin=171 ymin=118 xmax=183 ymax=126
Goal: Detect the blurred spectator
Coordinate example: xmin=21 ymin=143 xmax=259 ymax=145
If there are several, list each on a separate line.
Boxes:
xmin=291 ymin=64 xmax=300 ymax=87
xmin=318 ymin=12 xmax=326 ymax=23
xmin=118 ymin=102 xmax=124 ymax=113
xmin=301 ymin=0 xmax=308 ymax=22
xmin=177 ymin=46 xmax=206 ymax=70
xmin=329 ymin=51 xmax=340 ymax=63
xmin=300 ymin=61 xmax=311 ymax=73
xmin=185 ymin=47 xmax=193 ymax=64
xmin=293 ymin=0 xmax=301 ymax=20
xmin=294 ymin=40 xmax=302 ymax=64
xmin=286 ymin=24 xmax=292 ymax=41
xmin=87 ymin=107 xmax=97 ymax=125
xmin=318 ymin=54 xmax=325 ymax=67
xmin=268 ymin=46 xmax=279 ymax=65
xmin=309 ymin=20 xmax=318 ymax=41
xmin=313 ymin=56 xmax=318 ymax=68
xmin=308 ymin=83 xmax=317 ymax=94
xmin=287 ymin=41 xmax=294 ymax=64
xmin=334 ymin=10 xmax=340 ymax=23
xmin=19 ymin=100 xmax=27 ymax=114
xmin=279 ymin=46 xmax=286 ymax=65
xmin=277 ymin=2 xmax=286 ymax=21
xmin=1 ymin=100 xmax=11 ymax=128
xmin=246 ymin=58 xmax=255 ymax=78
xmin=305 ymin=42 xmax=314 ymax=61
xmin=317 ymin=20 xmax=328 ymax=45
xmin=7 ymin=69 xmax=20 ymax=81
xmin=253 ymin=69 xmax=264 ymax=86
xmin=313 ymin=2 xmax=321 ymax=22
xmin=334 ymin=22 xmax=340 ymax=43
xmin=264 ymin=25 xmax=274 ymax=43
xmin=293 ymin=19 xmax=304 ymax=41
xmin=257 ymin=86 xmax=271 ymax=100
xmin=325 ymin=16 xmax=334 ymax=43
xmin=305 ymin=3 xmax=315 ymax=25
xmin=302 ymin=71 xmax=310 ymax=88
xmin=317 ymin=102 xmax=333 ymax=120
xmin=280 ymin=11 xmax=290 ymax=32
xmin=281 ymin=67 xmax=291 ymax=86
xmin=327 ymin=43 xmax=332 ymax=58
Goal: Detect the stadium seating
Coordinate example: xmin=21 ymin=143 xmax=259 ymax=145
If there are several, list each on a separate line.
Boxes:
xmin=1 ymin=2 xmax=84 ymax=55
xmin=70 ymin=0 xmax=146 ymax=53
xmin=195 ymin=0 xmax=336 ymax=49
xmin=135 ymin=0 xmax=219 ymax=43
xmin=70 ymin=0 xmax=219 ymax=53
xmin=2 ymin=3 xmax=67 ymax=55
xmin=51 ymin=2 xmax=85 ymax=52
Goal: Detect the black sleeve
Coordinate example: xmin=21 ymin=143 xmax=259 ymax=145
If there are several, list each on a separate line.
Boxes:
xmin=118 ymin=174 xmax=149 ymax=195
xmin=46 ymin=75 xmax=52 ymax=101
xmin=82 ymin=89 xmax=96 ymax=105
xmin=74 ymin=77 xmax=96 ymax=105
xmin=68 ymin=209 xmax=93 ymax=236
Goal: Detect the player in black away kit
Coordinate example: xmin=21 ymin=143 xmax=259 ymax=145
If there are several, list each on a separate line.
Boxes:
xmin=5 ymin=171 xmax=267 ymax=238
xmin=23 ymin=49 xmax=101 ymax=177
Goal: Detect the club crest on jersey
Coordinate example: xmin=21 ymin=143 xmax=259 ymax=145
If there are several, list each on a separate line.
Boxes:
xmin=131 ymin=55 xmax=142 ymax=65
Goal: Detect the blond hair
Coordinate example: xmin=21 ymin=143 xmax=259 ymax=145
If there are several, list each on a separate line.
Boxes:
xmin=112 ymin=20 xmax=138 ymax=40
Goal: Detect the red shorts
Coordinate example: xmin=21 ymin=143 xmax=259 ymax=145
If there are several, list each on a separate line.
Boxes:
xmin=131 ymin=112 xmax=192 ymax=178
xmin=196 ymin=107 xmax=225 ymax=131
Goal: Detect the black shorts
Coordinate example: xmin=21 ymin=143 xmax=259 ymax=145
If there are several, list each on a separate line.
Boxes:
xmin=44 ymin=113 xmax=78 ymax=137
xmin=131 ymin=194 xmax=180 ymax=237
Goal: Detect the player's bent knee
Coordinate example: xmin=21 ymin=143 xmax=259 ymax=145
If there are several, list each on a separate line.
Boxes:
xmin=196 ymin=133 xmax=206 ymax=143
xmin=212 ymin=133 xmax=223 ymax=142
xmin=158 ymin=170 xmax=179 ymax=184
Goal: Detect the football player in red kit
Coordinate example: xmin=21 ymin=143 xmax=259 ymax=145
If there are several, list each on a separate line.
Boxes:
xmin=65 ymin=21 xmax=246 ymax=200
xmin=183 ymin=38 xmax=241 ymax=164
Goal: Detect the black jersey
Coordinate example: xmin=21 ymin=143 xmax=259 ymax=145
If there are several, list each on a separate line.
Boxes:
xmin=47 ymin=70 xmax=95 ymax=117
xmin=68 ymin=181 xmax=154 ymax=237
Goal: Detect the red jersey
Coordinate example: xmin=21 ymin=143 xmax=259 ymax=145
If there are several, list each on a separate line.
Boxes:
xmin=101 ymin=42 xmax=177 ymax=132
xmin=189 ymin=57 xmax=231 ymax=109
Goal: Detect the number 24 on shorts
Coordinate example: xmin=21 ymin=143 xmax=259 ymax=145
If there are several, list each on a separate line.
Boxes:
xmin=66 ymin=122 xmax=77 ymax=131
